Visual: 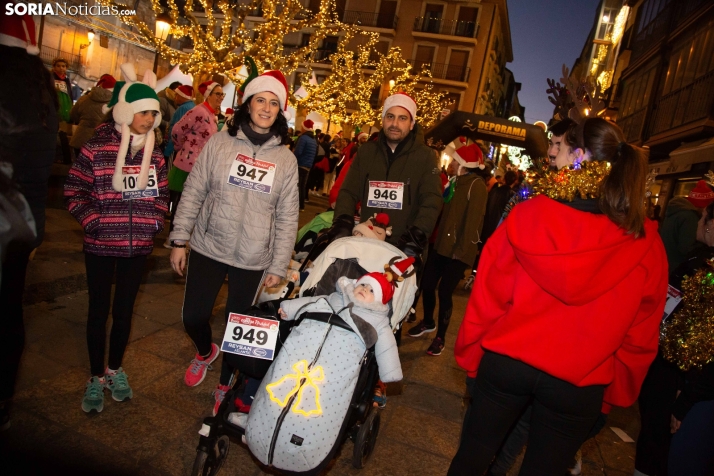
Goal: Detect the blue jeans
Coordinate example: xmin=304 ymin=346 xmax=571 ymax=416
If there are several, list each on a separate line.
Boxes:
xmin=668 ymin=399 xmax=714 ymax=475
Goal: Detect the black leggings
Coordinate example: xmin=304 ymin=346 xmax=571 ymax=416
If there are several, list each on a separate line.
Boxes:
xmin=0 ymin=244 xmax=32 ymax=401
xmin=181 ymin=251 xmax=264 ymax=385
xmin=85 ymin=253 xmax=147 ymax=376
xmin=168 ymin=190 xmax=181 ymax=232
xmin=420 ymin=252 xmax=469 ymax=340
xmin=449 ymin=352 xmax=604 ymax=476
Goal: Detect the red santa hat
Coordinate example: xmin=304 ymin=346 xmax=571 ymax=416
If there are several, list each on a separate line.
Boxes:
xmin=453 ymin=143 xmax=485 ymax=169
xmin=242 ymin=70 xmax=291 ymax=120
xmin=687 ymin=180 xmax=714 ymax=208
xmin=388 ymin=256 xmax=415 ymax=279
xmin=356 ymin=272 xmax=394 ymax=305
xmin=225 ymin=108 xmax=234 ymax=115
xmin=175 ymin=85 xmax=194 ymax=100
xmin=198 ymin=81 xmax=219 ymax=98
xmin=95 ymin=74 xmax=116 ymax=90
xmin=302 ymin=119 xmax=314 ymax=131
xmin=357 ymin=132 xmax=369 ymax=141
xmin=382 ymin=92 xmax=417 ymax=126
xmin=0 ymin=7 xmax=39 ymax=55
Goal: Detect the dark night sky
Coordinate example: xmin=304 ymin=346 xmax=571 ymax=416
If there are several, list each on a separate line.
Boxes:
xmin=507 ymin=0 xmax=603 ymax=124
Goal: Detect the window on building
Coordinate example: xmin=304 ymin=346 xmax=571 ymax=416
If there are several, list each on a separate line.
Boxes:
xmin=99 ymin=34 xmax=109 ymax=48
xmin=456 ymin=6 xmax=478 ymax=37
xmin=619 ymin=61 xmax=658 ymax=118
xmin=596 ymin=7 xmax=617 ymax=40
xmin=377 ymin=0 xmax=398 ymax=29
xmin=414 ymin=44 xmax=436 ymax=70
xmin=442 ymin=91 xmax=461 ymax=112
xmin=447 ymin=50 xmax=469 ymax=82
xmin=636 ymin=0 xmax=672 ymax=34
xmin=661 ymin=19 xmax=714 ymax=96
xmin=422 ymin=4 xmax=444 ymax=34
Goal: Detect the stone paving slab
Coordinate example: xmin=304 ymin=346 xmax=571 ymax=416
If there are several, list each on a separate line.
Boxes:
xmin=1 ymin=198 xmax=640 ymax=475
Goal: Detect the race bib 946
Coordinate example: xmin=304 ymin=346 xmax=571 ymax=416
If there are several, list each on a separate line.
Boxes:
xmin=367 ymin=181 xmax=404 ymax=209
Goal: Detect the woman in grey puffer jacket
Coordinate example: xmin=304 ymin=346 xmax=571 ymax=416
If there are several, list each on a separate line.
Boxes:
xmin=169 ymin=71 xmax=299 ymax=415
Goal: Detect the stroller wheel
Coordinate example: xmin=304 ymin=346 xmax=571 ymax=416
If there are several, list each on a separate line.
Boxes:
xmin=352 ymin=407 xmax=381 ymax=469
xmin=191 ymin=435 xmax=230 ymax=476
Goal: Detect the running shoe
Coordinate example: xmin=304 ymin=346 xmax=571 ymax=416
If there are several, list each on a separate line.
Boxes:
xmin=105 ymin=368 xmax=133 ymax=402
xmin=184 ymin=343 xmax=219 ymax=387
xmin=426 ymin=337 xmax=444 ymax=356
xmin=407 ymin=320 xmax=436 ymax=338
xmin=81 ymin=376 xmax=105 ymax=413
xmin=212 ymin=384 xmax=231 ymax=417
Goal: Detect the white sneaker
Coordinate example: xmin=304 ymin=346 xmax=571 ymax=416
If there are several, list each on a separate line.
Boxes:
xmin=228 ymin=412 xmax=248 ymax=429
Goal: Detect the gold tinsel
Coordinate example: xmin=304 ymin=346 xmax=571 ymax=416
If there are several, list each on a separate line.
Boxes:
xmin=661 ymin=258 xmax=714 ymax=371
xmin=532 ymin=161 xmax=611 ymax=202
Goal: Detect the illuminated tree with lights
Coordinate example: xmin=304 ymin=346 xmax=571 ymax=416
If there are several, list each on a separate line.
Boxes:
xmin=298 ymin=27 xmax=448 ymax=129
xmin=97 ymin=0 xmax=343 ymax=81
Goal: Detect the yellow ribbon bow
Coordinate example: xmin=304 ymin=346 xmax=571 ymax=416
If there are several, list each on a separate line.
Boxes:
xmin=266 ymin=360 xmax=325 ymax=417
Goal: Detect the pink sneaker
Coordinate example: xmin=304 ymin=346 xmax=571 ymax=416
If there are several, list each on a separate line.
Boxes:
xmin=184 ymin=343 xmax=219 ymax=387
xmin=213 ymin=384 xmax=231 ymax=416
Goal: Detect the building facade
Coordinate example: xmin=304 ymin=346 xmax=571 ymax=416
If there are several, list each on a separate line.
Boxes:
xmin=579 ymin=0 xmax=714 ymax=214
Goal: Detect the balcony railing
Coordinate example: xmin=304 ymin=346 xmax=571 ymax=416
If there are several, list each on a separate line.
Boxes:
xmin=413 ymin=17 xmax=478 ymax=39
xmin=616 ymin=107 xmax=648 ymax=143
xmin=343 ymin=10 xmax=398 ymax=29
xmin=409 ymin=60 xmax=470 ymax=82
xmin=39 ymin=45 xmax=81 ymax=72
xmin=648 ymin=70 xmax=714 ymax=137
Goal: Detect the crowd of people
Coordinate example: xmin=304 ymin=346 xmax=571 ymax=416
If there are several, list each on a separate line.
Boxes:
xmin=1 ymin=9 xmax=713 ymax=476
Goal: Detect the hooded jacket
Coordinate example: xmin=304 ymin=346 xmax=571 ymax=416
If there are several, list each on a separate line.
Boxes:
xmin=434 ymin=173 xmax=488 ymax=266
xmin=169 ymin=128 xmax=299 ymax=278
xmin=294 ymin=130 xmax=317 ymax=168
xmin=454 ymin=195 xmax=668 ymax=408
xmin=280 ymin=276 xmax=402 ymax=383
xmin=659 ymin=196 xmax=703 ymax=278
xmin=64 ymin=122 xmax=169 ymax=257
xmin=69 ymin=86 xmax=113 ymax=150
xmin=334 ymin=124 xmax=443 ymax=245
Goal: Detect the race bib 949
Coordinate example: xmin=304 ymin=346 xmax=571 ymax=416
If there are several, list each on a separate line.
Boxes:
xmin=221 ymin=313 xmax=279 ymax=360
xmin=227 ymin=153 xmax=276 ymax=194
xmin=367 ymin=181 xmax=404 ymax=209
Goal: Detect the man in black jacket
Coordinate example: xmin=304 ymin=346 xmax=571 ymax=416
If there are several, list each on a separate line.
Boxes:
xmin=330 ymin=93 xmax=442 ymax=265
xmin=0 ymin=13 xmax=59 ymax=429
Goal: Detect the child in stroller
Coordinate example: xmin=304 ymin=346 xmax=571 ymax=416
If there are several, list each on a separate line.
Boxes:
xmin=190 ymin=239 xmax=417 ymax=476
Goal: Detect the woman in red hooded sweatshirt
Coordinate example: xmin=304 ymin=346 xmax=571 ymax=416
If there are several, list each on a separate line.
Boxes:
xmin=448 ymin=118 xmax=668 ymax=475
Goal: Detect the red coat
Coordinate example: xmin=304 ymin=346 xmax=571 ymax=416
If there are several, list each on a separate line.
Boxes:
xmin=455 ymin=195 xmax=668 ymax=408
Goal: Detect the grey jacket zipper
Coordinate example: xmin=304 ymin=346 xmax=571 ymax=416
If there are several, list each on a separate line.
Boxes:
xmin=267 ymin=316 xmax=336 ymax=465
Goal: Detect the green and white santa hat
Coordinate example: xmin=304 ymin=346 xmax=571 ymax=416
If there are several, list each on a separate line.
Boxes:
xmin=102 ymin=63 xmax=162 ymax=192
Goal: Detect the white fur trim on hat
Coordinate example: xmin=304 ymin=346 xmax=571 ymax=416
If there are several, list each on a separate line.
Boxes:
xmin=204 ymin=82 xmax=219 ymax=97
xmin=243 ymin=76 xmax=288 ymax=117
xmin=109 ymin=64 xmax=161 ymax=193
xmin=382 ymin=93 xmax=417 ymax=126
xmin=356 ymin=275 xmax=383 ymax=304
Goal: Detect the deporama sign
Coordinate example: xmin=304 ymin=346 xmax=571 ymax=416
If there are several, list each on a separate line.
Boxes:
xmin=425 ymin=111 xmax=549 ymax=158
xmin=472 ymin=120 xmax=527 ymax=141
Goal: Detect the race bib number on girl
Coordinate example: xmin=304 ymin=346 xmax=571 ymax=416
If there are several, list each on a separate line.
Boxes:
xmin=221 ymin=313 xmax=279 ymax=361
xmin=227 ymin=153 xmax=276 ymax=194
xmin=121 ymin=165 xmax=158 ymax=200
xmin=662 ymin=285 xmax=683 ymax=322
xmin=367 ymin=181 xmax=404 ymax=209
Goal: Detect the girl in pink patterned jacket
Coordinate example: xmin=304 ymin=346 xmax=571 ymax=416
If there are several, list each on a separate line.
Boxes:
xmin=166 ymin=81 xmax=221 ymax=240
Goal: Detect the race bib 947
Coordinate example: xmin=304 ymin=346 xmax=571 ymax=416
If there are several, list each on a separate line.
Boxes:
xmin=227 ymin=153 xmax=276 ymax=194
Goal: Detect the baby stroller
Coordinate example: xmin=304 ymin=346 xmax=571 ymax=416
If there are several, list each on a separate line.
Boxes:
xmin=191 ymin=237 xmax=417 ymax=476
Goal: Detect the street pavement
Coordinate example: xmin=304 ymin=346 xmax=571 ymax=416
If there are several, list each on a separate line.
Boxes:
xmin=1 ymin=178 xmax=641 ymax=475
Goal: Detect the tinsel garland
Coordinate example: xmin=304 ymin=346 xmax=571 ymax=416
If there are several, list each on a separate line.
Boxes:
xmin=661 ymin=258 xmax=714 ymax=371
xmin=532 ymin=161 xmax=611 ymax=202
